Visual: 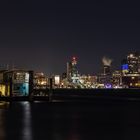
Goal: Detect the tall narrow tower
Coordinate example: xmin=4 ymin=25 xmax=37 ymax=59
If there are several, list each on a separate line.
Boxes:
xmin=67 ymin=57 xmax=79 ymax=82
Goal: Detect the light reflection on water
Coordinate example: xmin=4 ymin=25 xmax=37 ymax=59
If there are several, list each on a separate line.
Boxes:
xmin=0 ymin=102 xmax=10 ymax=140
xmin=0 ymin=102 xmax=10 ymax=109
xmin=0 ymin=101 xmax=140 ymax=140
xmin=21 ymin=102 xmax=33 ymax=140
xmin=0 ymin=102 xmax=33 ymax=140
xmin=0 ymin=110 xmax=5 ymax=140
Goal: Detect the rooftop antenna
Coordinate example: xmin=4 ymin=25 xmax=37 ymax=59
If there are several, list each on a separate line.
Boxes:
xmin=12 ymin=63 xmax=15 ymax=70
xmin=6 ymin=64 xmax=9 ymax=70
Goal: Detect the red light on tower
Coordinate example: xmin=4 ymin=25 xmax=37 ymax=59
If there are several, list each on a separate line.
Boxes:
xmin=72 ymin=56 xmax=76 ymax=60
xmin=72 ymin=56 xmax=77 ymax=65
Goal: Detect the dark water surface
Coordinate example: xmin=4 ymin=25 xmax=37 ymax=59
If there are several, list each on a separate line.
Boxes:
xmin=0 ymin=100 xmax=140 ymax=140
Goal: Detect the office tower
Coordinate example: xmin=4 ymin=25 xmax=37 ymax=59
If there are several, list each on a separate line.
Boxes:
xmin=66 ymin=57 xmax=79 ymax=84
xmin=121 ymin=52 xmax=140 ymax=88
xmin=127 ymin=53 xmax=139 ymax=73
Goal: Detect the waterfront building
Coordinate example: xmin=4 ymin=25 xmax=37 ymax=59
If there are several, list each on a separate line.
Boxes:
xmin=0 ymin=70 xmax=10 ymax=96
xmin=3 ymin=70 xmax=30 ymax=96
xmin=79 ymin=75 xmax=97 ymax=88
xmin=112 ymin=71 xmax=122 ymax=88
xmin=122 ymin=73 xmax=140 ymax=88
xmin=34 ymin=72 xmax=48 ymax=89
xmin=54 ymin=75 xmax=61 ymax=88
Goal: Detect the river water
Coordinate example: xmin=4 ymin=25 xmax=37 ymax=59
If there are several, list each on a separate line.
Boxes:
xmin=0 ymin=100 xmax=140 ymax=140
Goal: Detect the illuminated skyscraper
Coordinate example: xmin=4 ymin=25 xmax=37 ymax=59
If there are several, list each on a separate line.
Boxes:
xmin=121 ymin=52 xmax=140 ymax=88
xmin=103 ymin=65 xmax=111 ymax=75
xmin=122 ymin=53 xmax=140 ymax=74
xmin=98 ymin=57 xmax=113 ymax=88
xmin=127 ymin=53 xmax=140 ymax=73
xmin=67 ymin=57 xmax=79 ymax=83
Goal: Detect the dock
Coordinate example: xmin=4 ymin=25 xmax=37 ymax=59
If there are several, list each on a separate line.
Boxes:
xmin=0 ymin=89 xmax=140 ymax=102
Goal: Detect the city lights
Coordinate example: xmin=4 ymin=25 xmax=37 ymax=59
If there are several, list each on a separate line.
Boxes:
xmin=0 ymin=52 xmax=140 ymax=97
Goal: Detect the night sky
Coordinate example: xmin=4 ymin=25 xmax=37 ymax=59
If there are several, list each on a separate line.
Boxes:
xmin=0 ymin=0 xmax=140 ymax=75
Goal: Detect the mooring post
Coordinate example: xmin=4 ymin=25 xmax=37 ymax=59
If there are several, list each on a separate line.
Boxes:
xmin=29 ymin=71 xmax=34 ymax=102
xmin=9 ymin=76 xmax=13 ymax=102
xmin=49 ymin=78 xmax=53 ymax=102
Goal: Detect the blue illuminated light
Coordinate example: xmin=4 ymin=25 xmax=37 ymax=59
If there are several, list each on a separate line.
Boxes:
xmin=105 ymin=84 xmax=112 ymax=89
xmin=122 ymin=64 xmax=129 ymax=70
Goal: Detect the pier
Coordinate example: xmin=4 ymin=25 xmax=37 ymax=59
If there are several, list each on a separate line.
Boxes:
xmin=0 ymin=88 xmax=140 ymax=102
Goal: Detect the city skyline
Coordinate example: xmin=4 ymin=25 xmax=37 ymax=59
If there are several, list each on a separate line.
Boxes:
xmin=1 ymin=1 xmax=140 ymax=139
xmin=0 ymin=0 xmax=140 ymax=74
xmin=0 ymin=52 xmax=139 ymax=75
xmin=0 ymin=52 xmax=140 ymax=96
